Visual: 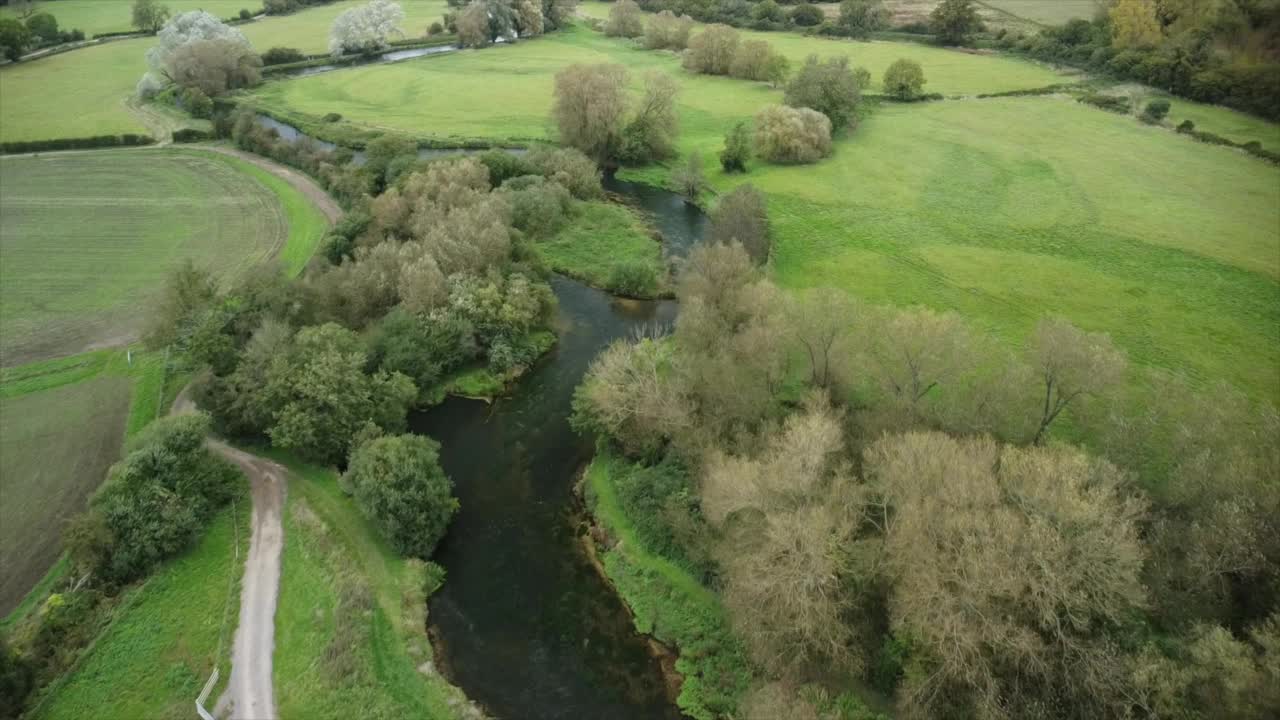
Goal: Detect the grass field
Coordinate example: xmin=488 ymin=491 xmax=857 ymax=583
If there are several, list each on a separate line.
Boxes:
xmin=32 ymin=498 xmax=250 ymax=720
xmin=0 ymin=148 xmax=324 ymax=365
xmin=0 ymin=348 xmax=178 ymax=616
xmin=247 ymin=23 xmax=1065 ymax=146
xmin=270 ymin=453 xmax=468 ymax=719
xmin=981 ymin=0 xmax=1098 ymax=26
xmin=1166 ymin=98 xmax=1280 ymax=153
xmin=538 ymin=201 xmax=666 ymax=294
xmin=1 ymin=1 xmax=254 ymax=36
xmin=688 ymin=96 xmax=1280 ymax=403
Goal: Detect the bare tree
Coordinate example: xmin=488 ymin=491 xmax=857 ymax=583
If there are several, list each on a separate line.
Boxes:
xmin=643 ymin=10 xmax=693 ymax=50
xmin=621 ymin=71 xmax=680 ymax=162
xmin=682 ymin=23 xmax=739 ymax=75
xmin=787 ymin=288 xmax=856 ymax=388
xmin=1028 ymin=315 xmax=1126 ymax=444
xmin=603 ymin=0 xmax=644 ymax=37
xmin=572 ymin=336 xmax=692 ymax=457
xmin=708 ymin=184 xmax=770 ymax=263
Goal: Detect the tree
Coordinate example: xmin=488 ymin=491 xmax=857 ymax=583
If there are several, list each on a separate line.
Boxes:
xmin=729 ymin=38 xmax=782 ymax=82
xmin=929 ymin=0 xmax=982 ymax=45
xmin=672 ymin=152 xmax=708 ymax=203
xmin=23 ymin=12 xmax=57 ymax=45
xmin=619 ymin=71 xmax=680 ymax=163
xmin=514 ymin=0 xmax=543 ymax=36
xmin=0 ymin=632 xmax=33 ymax=720
xmin=1143 ymin=97 xmax=1171 ymax=122
xmin=709 ymin=184 xmax=769 ymax=263
xmin=572 ymin=336 xmax=692 ymax=457
xmin=1028 ymin=316 xmax=1126 ymax=444
xmin=456 ymin=0 xmax=490 ymax=47
xmin=882 ymin=57 xmax=925 ymax=100
xmin=644 ymin=10 xmax=693 ymax=50
xmin=754 ymin=104 xmax=832 ymax=164
xmin=139 ymin=10 xmax=251 ymax=96
xmin=329 ymin=0 xmax=404 ymax=56
xmin=604 ymin=0 xmax=645 ymax=37
xmin=144 ymin=260 xmax=220 ymax=349
xmin=1111 ymin=0 xmax=1163 ymax=49
xmin=166 ymin=38 xmax=263 ymax=96
xmin=132 ymin=0 xmax=172 ymax=34
xmin=703 ymin=395 xmax=864 ymax=679
xmin=720 ymin=120 xmax=751 ymax=173
xmin=682 ymin=23 xmax=739 ymax=75
xmin=344 ymin=435 xmax=459 ymax=558
xmin=784 ymin=55 xmax=862 ymax=132
xmin=263 ymin=323 xmax=417 ymax=463
xmin=837 ymin=0 xmax=888 ymax=38
xmin=786 ymin=288 xmax=855 ymax=388
xmin=865 ymin=431 xmax=1148 ymax=719
xmin=789 ymin=3 xmax=824 ymax=27
xmin=552 ymin=63 xmax=629 ymax=163
xmin=0 ymin=18 xmax=30 ymax=61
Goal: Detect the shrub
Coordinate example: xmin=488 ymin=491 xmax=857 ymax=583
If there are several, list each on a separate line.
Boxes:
xmin=181 ymin=86 xmax=214 ymax=118
xmin=785 ymin=55 xmax=863 ymax=132
xmin=479 ymin=149 xmax=536 ymax=188
xmin=605 ymin=0 xmax=646 ymax=38
xmin=525 ymin=146 xmax=603 ymax=199
xmin=882 ymin=58 xmax=925 ymax=100
xmin=1176 ymin=119 xmax=1195 ymax=133
xmin=755 ymin=104 xmax=832 ymax=163
xmin=790 ymin=3 xmax=824 ymax=27
xmin=0 ymin=134 xmax=155 ymax=154
xmin=729 ymin=39 xmax=782 ymax=82
xmin=608 ymin=261 xmax=659 ymax=297
xmin=1078 ymin=92 xmax=1131 ymax=114
xmin=709 ymin=184 xmax=770 ymax=263
xmin=672 ymin=152 xmax=709 ymax=203
xmin=1142 ymin=98 xmax=1171 ymax=123
xmin=261 ymin=46 xmax=305 ymax=65
xmin=683 ymin=23 xmax=739 ymax=75
xmin=501 ymin=175 xmax=574 ymax=236
xmin=322 ymin=111 xmax=342 ymax=122
xmin=837 ymin=0 xmax=889 ymax=39
xmin=172 ymin=128 xmax=213 ymax=143
xmin=0 ymin=18 xmax=31 ymax=61
xmin=720 ymin=120 xmax=751 ymax=172
xmin=344 ymin=434 xmax=459 ymax=559
xmin=644 ymin=10 xmax=693 ymax=50
xmin=239 ymin=8 xmax=253 ymax=20
xmin=24 ymin=12 xmax=59 ymax=45
xmin=428 ymin=20 xmax=444 ymax=35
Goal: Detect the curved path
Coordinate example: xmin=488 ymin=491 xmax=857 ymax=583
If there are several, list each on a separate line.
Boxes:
xmin=173 ymin=391 xmax=285 ymax=720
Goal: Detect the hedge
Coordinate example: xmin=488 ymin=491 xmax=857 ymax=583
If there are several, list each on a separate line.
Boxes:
xmin=1077 ymin=93 xmax=1131 ymax=114
xmin=92 ymin=30 xmax=144 ymax=40
xmin=172 ymin=128 xmax=213 ymax=143
xmin=1176 ymin=122 xmax=1280 ymax=164
xmin=0 ymin=134 xmax=155 ymax=154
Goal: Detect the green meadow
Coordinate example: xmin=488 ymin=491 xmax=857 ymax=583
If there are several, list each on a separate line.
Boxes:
xmin=1 ymin=1 xmax=253 ymax=36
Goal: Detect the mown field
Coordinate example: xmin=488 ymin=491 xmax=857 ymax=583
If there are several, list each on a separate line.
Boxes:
xmin=0 ymin=149 xmax=324 ymax=366
xmin=31 ymin=498 xmax=249 ymax=720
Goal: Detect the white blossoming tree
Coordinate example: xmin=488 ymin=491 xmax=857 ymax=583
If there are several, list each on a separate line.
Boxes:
xmin=329 ymin=0 xmax=405 ymax=57
xmin=137 ymin=10 xmax=251 ymax=96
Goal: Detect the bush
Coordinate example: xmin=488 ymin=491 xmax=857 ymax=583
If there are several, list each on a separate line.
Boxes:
xmin=683 ymin=23 xmax=739 ymax=75
xmin=644 ymin=10 xmax=694 ymax=50
xmin=729 ymin=39 xmax=783 ymax=82
xmin=605 ymin=0 xmax=646 ymax=38
xmin=720 ymin=120 xmax=751 ymax=172
xmin=479 ymin=149 xmax=536 ymax=188
xmin=172 ymin=128 xmax=213 ymax=143
xmin=239 ymin=8 xmax=254 ymax=20
xmin=1142 ymin=98 xmax=1171 ymax=123
xmin=344 ymin=435 xmax=459 ymax=559
xmin=790 ymin=3 xmax=824 ymax=26
xmin=709 ymin=184 xmax=770 ymax=262
xmin=525 ymin=146 xmax=603 ymax=199
xmin=181 ymin=86 xmax=214 ymax=118
xmin=428 ymin=21 xmax=444 ymax=35
xmin=501 ymin=175 xmax=574 ymax=237
xmin=1078 ymin=92 xmax=1131 ymax=114
xmin=785 ymin=55 xmax=863 ymax=132
xmin=69 ymin=413 xmax=240 ymax=585
xmin=882 ymin=58 xmax=925 ymax=100
xmin=608 ymin=261 xmax=659 ymax=297
xmin=262 ymin=46 xmax=305 ymax=65
xmin=755 ymin=104 xmax=832 ymax=163
xmin=1176 ymin=119 xmax=1195 ymax=133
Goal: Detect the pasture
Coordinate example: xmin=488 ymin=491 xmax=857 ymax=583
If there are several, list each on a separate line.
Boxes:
xmin=0 ymin=1 xmax=253 ymax=36
xmin=0 ymin=149 xmax=323 ymax=366
xmin=247 ymin=23 xmax=1066 ymax=145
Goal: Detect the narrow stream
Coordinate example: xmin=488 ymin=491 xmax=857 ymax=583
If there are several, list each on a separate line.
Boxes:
xmin=254 ymin=115 xmax=710 ymax=717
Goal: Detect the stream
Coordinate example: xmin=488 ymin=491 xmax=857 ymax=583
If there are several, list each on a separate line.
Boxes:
xmin=255 ymin=114 xmax=709 ymax=717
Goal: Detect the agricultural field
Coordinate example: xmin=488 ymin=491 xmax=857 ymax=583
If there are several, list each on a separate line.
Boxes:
xmin=247 ymin=23 xmax=1066 ymax=145
xmin=0 ymin=149 xmax=323 ymax=366
xmin=32 ymin=500 xmax=249 ymax=720
xmin=981 ymin=0 xmax=1098 ymax=26
xmin=0 ymin=375 xmax=130 ymax=614
xmin=0 ymin=0 xmax=253 ymax=36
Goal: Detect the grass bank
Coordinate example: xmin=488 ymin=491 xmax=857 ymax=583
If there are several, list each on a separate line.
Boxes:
xmin=538 ymin=201 xmax=667 ymax=298
xmin=584 ymin=449 xmax=751 ymax=720
xmin=266 ymin=452 xmax=474 ymax=719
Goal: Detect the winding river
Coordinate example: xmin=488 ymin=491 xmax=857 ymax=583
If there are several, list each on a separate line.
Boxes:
xmin=253 ymin=114 xmax=707 ymax=716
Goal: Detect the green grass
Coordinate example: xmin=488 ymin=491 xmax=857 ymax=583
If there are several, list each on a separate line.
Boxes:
xmin=0 ymin=148 xmax=323 ymax=365
xmin=980 ymin=0 xmax=1097 ymax=26
xmin=239 ymin=0 xmax=450 ymax=54
xmin=1165 ymin=97 xmax=1280 ymax=153
xmin=1 ymin=1 xmax=257 ymax=37
xmin=681 ymin=96 xmax=1280 ymax=403
xmin=585 ymin=449 xmax=752 ymax=720
xmin=247 ymin=21 xmax=1065 ymax=146
xmin=538 ymin=200 xmax=666 ymax=294
xmin=268 ymin=452 xmax=467 ymax=720
xmin=32 ymin=497 xmax=250 ymax=720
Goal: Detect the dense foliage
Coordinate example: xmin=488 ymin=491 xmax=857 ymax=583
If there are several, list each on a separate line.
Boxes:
xmin=344 ymin=434 xmax=459 ymax=558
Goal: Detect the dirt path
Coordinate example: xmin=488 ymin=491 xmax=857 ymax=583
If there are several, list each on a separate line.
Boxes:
xmin=173 ymin=390 xmax=284 ymax=720
xmin=197 ymin=144 xmax=343 ymax=224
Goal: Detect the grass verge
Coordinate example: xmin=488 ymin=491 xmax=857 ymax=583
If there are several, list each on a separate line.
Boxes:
xmin=584 ymin=448 xmax=751 ymax=720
